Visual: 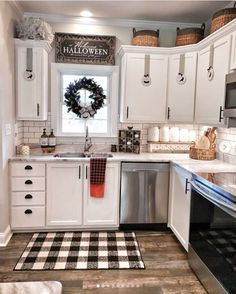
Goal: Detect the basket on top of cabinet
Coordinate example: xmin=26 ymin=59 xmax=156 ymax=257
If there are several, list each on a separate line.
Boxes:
xmin=132 ymin=28 xmax=159 ymax=47
xmin=175 ymin=24 xmax=205 ymax=46
xmin=211 ymin=3 xmax=236 ymax=33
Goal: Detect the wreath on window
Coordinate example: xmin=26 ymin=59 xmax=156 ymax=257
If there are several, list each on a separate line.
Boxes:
xmin=64 ymin=77 xmax=106 ymax=119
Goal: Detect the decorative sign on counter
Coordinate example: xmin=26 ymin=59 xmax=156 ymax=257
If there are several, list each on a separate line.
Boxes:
xmin=55 ymin=33 xmax=116 ymax=65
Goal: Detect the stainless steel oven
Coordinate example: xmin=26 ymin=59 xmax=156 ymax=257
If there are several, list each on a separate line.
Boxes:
xmin=224 ymin=72 xmax=236 ymax=118
xmin=189 ymin=173 xmax=236 ymax=294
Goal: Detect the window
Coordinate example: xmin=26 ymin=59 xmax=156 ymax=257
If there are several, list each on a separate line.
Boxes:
xmin=51 ymin=63 xmax=119 ymax=137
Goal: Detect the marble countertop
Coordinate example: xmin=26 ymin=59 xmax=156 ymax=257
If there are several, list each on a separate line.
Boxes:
xmin=0 ymin=281 xmax=62 ymax=294
xmin=9 ymin=152 xmax=236 ymax=175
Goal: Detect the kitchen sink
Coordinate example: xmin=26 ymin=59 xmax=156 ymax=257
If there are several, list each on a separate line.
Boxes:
xmin=54 ymin=152 xmax=86 ymax=158
xmin=54 ymin=152 xmax=113 ymax=158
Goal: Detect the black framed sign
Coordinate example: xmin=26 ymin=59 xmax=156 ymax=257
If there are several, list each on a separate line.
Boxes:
xmin=55 ymin=33 xmax=116 ymax=65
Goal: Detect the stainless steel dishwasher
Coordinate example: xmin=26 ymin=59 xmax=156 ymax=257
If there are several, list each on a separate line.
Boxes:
xmin=120 ymin=162 xmax=169 ymax=228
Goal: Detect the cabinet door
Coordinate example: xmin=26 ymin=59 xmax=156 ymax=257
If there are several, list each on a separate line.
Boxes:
xmin=83 ymin=162 xmax=120 ymax=227
xmin=47 ymin=163 xmax=83 ymax=226
xmin=168 ymin=164 xmax=191 ymax=251
xmin=16 ymin=46 xmax=48 ymax=120
xmin=121 ymin=53 xmax=168 ymax=122
xmin=230 ymin=32 xmax=236 ymax=70
xmin=195 ymin=36 xmax=231 ymax=125
xmin=167 ymin=52 xmax=197 ymax=122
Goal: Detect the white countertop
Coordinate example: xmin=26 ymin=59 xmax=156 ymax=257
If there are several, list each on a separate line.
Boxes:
xmin=10 ymin=152 xmax=236 ymax=175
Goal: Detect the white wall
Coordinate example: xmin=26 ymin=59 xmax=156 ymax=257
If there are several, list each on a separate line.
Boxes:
xmin=0 ymin=2 xmax=21 ymax=235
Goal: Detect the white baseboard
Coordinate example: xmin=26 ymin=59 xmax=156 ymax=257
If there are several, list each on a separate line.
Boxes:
xmin=0 ymin=225 xmax=12 ymax=247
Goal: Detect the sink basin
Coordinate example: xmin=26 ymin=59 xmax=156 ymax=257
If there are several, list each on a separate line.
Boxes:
xmin=54 ymin=152 xmax=113 ymax=158
xmin=54 ymin=152 xmax=86 ymax=158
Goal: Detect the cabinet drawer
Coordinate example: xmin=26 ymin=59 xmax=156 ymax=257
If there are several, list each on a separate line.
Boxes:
xmin=12 ymin=191 xmax=45 ymax=206
xmin=11 ymin=206 xmax=45 ymax=228
xmin=11 ymin=163 xmax=45 ymax=177
xmin=12 ymin=177 xmax=45 ymax=191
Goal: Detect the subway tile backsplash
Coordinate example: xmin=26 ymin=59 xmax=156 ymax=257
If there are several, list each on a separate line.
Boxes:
xmin=16 ymin=113 xmax=236 ymax=164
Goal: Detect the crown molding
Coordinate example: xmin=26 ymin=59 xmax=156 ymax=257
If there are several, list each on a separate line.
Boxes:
xmin=23 ymin=12 xmax=201 ymax=29
xmin=8 ymin=0 xmax=24 ymax=17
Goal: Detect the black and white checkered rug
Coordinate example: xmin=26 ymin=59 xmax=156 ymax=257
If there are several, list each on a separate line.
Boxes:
xmin=14 ymin=232 xmax=145 ymax=270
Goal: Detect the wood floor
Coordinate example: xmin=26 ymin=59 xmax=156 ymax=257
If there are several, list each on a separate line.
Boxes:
xmin=0 ymin=231 xmax=207 ymax=294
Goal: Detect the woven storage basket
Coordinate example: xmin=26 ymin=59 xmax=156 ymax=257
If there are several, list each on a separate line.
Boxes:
xmin=189 ymin=146 xmax=216 ymax=161
xmin=132 ymin=28 xmax=159 ymax=47
xmin=175 ymin=24 xmax=205 ymax=46
xmin=211 ymin=3 xmax=236 ymax=33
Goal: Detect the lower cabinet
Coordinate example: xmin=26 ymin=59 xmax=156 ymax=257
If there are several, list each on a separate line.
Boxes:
xmin=168 ymin=164 xmax=191 ymax=251
xmin=46 ymin=162 xmax=120 ymax=229
xmin=46 ymin=163 xmax=83 ymax=227
xmin=83 ymin=163 xmax=120 ymax=226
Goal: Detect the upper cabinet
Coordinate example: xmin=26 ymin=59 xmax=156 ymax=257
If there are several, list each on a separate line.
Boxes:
xmin=167 ymin=52 xmax=197 ymax=122
xmin=230 ymin=31 xmax=236 ymax=70
xmin=15 ymin=39 xmax=51 ymax=121
xmin=194 ymin=36 xmax=231 ymax=126
xmin=119 ymin=50 xmax=168 ymax=123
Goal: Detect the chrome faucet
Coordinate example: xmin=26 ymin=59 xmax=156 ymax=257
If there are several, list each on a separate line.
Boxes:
xmin=84 ymin=126 xmax=92 ymax=152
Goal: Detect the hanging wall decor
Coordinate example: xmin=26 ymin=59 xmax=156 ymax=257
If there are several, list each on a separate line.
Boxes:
xmin=176 ymin=54 xmax=186 ymax=85
xmin=64 ymin=77 xmax=106 ymax=119
xmin=55 ymin=33 xmax=116 ymax=65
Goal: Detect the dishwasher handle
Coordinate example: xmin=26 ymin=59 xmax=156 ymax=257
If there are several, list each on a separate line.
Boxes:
xmin=131 ymin=169 xmax=159 ymax=173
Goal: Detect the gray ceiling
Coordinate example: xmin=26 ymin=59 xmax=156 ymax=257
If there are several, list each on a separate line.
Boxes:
xmin=19 ymin=1 xmax=232 ymax=23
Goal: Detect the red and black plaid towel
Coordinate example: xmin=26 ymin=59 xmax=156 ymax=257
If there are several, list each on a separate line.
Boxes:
xmin=90 ymin=157 xmax=107 ymax=197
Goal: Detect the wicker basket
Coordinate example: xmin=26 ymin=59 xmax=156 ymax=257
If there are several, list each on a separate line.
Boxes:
xmin=189 ymin=146 xmax=216 ymax=161
xmin=132 ymin=28 xmax=159 ymax=47
xmin=175 ymin=24 xmax=205 ymax=46
xmin=211 ymin=3 xmax=236 ymax=33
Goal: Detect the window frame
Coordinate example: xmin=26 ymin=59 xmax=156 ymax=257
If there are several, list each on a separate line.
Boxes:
xmin=51 ymin=63 xmax=119 ymax=137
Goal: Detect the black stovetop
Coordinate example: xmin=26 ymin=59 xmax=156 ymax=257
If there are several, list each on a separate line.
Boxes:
xmin=193 ymin=172 xmax=236 ymax=204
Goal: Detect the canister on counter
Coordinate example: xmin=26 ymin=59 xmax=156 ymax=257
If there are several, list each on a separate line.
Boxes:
xmin=160 ymin=126 xmax=170 ymax=142
xmin=147 ymin=126 xmax=160 ymax=142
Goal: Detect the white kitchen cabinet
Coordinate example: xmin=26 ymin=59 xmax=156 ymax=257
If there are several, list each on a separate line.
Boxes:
xmin=120 ymin=52 xmax=168 ymax=123
xmin=47 ymin=163 xmax=83 ymax=227
xmin=15 ymin=39 xmax=51 ymax=120
xmin=167 ymin=52 xmax=197 ymax=122
xmin=230 ymin=31 xmax=236 ymax=70
xmin=83 ymin=162 xmax=120 ymax=227
xmin=195 ymin=36 xmax=231 ymax=125
xmin=11 ymin=162 xmax=46 ymax=229
xmin=168 ymin=164 xmax=191 ymax=251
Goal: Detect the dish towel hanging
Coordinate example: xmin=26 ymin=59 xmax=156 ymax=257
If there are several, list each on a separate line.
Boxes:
xmin=90 ymin=157 xmax=107 ymax=198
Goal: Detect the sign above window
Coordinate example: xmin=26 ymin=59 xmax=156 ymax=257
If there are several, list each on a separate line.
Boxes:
xmin=55 ymin=33 xmax=116 ymax=65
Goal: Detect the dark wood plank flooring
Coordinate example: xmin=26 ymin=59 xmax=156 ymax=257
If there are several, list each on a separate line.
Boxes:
xmin=0 ymin=231 xmax=207 ymax=293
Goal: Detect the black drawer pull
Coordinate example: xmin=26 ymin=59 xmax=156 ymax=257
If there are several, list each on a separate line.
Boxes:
xmin=25 ymin=180 xmax=32 ymax=185
xmin=24 ymin=209 xmax=32 ymax=214
xmin=25 ymin=165 xmax=33 ymax=170
xmin=25 ymin=194 xmax=33 ymax=199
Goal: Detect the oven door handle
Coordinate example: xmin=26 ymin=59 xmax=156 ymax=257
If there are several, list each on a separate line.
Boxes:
xmin=191 ymin=180 xmax=236 ymax=216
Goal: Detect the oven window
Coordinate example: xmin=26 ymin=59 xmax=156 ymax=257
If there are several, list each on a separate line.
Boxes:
xmin=225 ymin=82 xmax=236 ymax=109
xmin=190 ymin=189 xmax=236 ymax=293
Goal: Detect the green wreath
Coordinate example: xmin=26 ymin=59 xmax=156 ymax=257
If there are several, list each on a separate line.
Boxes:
xmin=64 ymin=77 xmax=106 ymax=119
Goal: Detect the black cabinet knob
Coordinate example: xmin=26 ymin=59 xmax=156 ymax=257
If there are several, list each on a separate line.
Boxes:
xmin=25 ymin=165 xmax=33 ymax=170
xmin=25 ymin=194 xmax=33 ymax=199
xmin=25 ymin=180 xmax=32 ymax=185
xmin=24 ymin=209 xmax=32 ymax=214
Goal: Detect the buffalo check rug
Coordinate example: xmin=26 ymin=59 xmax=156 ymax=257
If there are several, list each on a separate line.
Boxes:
xmin=14 ymin=232 xmax=145 ymax=270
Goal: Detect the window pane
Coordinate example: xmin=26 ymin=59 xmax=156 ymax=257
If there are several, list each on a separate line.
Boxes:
xmin=86 ymin=119 xmax=107 ymax=133
xmin=62 ymin=105 xmax=84 ymax=133
xmin=61 ymin=74 xmax=109 ymax=135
